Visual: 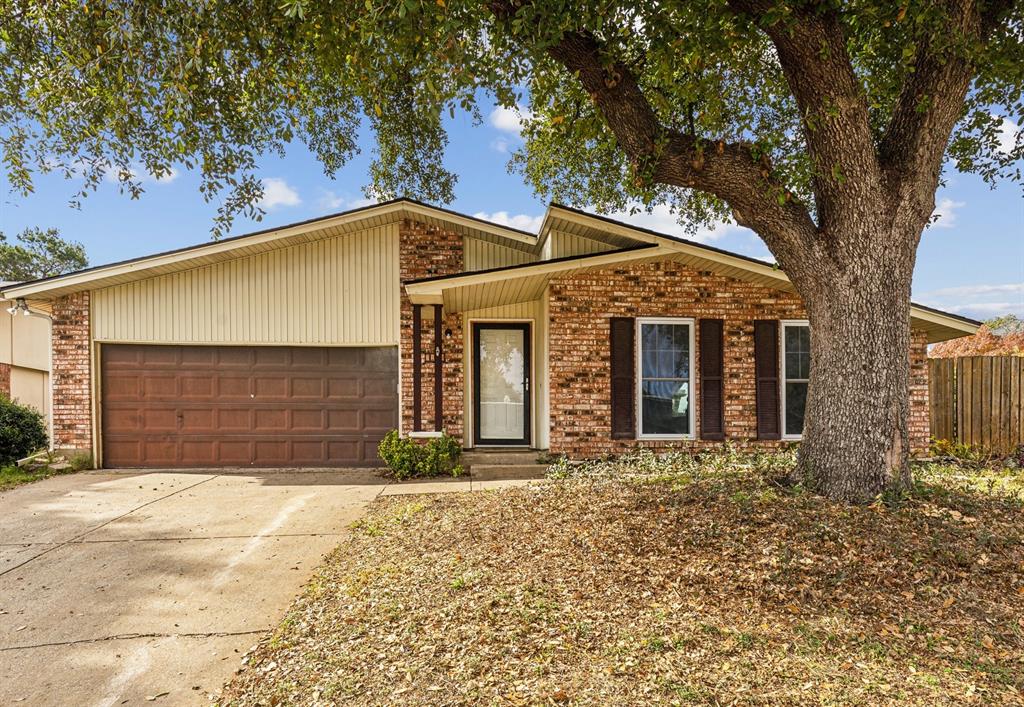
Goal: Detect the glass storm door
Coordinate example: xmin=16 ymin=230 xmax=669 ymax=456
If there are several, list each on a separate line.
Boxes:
xmin=473 ymin=323 xmax=531 ymax=445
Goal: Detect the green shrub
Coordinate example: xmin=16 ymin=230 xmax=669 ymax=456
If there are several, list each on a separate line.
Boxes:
xmin=377 ymin=430 xmax=464 ymax=480
xmin=0 ymin=396 xmax=48 ymax=465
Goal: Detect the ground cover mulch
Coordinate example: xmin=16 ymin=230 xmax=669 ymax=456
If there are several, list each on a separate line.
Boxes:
xmin=221 ymin=459 xmax=1023 ymax=705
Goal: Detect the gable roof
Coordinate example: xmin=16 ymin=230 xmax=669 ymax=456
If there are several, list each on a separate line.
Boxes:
xmin=0 ymin=198 xmax=538 ymax=302
xmin=0 ymin=197 xmax=978 ymax=343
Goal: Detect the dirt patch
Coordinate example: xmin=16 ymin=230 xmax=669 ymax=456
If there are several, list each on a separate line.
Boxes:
xmin=221 ymin=463 xmax=1023 ymax=705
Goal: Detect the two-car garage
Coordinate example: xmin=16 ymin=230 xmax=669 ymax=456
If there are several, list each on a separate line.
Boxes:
xmin=100 ymin=344 xmax=398 ymax=467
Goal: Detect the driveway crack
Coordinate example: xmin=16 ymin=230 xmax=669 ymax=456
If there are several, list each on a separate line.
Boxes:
xmin=0 ymin=474 xmax=220 ymax=578
xmin=0 ymin=628 xmax=270 ymax=652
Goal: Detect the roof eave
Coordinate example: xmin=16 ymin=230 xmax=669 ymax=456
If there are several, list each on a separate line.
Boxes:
xmin=0 ymin=198 xmax=539 ymax=301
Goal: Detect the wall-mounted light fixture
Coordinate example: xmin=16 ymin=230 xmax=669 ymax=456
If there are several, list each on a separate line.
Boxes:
xmin=5 ymin=298 xmax=30 ymax=316
xmin=444 ymin=328 xmax=453 ymax=340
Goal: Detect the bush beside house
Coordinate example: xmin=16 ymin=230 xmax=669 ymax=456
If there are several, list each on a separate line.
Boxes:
xmin=377 ymin=430 xmax=464 ymax=480
xmin=0 ymin=395 xmax=47 ymax=465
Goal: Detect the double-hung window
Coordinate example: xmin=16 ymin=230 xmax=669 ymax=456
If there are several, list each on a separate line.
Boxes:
xmin=637 ymin=318 xmax=694 ymax=438
xmin=781 ymin=321 xmax=811 ymax=438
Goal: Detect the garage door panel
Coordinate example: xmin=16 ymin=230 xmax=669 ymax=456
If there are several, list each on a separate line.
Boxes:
xmin=292 ymin=409 xmax=325 ymax=431
xmin=142 ymin=346 xmax=181 ymax=365
xmin=142 ymin=408 xmax=178 ymax=431
xmin=291 ymin=377 xmax=326 ymax=398
xmin=254 ymin=376 xmax=289 ymax=399
xmin=217 ymin=408 xmax=253 ymax=430
xmin=180 ymin=409 xmax=215 ymax=430
xmin=364 ymin=407 xmax=399 ymax=430
xmin=101 ymin=344 xmax=397 ymax=468
xmin=327 ymin=377 xmax=360 ymax=398
xmin=143 ymin=376 xmax=178 ymax=397
xmin=180 ymin=375 xmax=216 ymax=398
xmin=217 ymin=376 xmax=252 ymax=399
xmin=142 ymin=441 xmax=177 ymax=465
xmin=217 ymin=440 xmax=252 ymax=465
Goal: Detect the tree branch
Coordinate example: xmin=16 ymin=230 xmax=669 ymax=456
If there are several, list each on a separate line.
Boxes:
xmin=879 ymin=0 xmax=1009 ymax=222
xmin=727 ymin=1 xmax=882 ymax=233
xmin=488 ymin=2 xmax=817 ymax=268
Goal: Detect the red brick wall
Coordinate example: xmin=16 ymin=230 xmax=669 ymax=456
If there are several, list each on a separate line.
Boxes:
xmin=398 ymin=220 xmax=464 ymax=439
xmin=547 ymin=258 xmax=931 ymax=457
xmin=909 ymin=328 xmax=930 ymax=454
xmin=0 ymin=362 xmax=10 ymax=397
xmin=51 ymin=292 xmax=92 ymax=454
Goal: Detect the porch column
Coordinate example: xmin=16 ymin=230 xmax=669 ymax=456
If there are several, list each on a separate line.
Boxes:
xmin=412 ymin=303 xmax=422 ymax=432
xmin=434 ymin=305 xmax=443 ymax=432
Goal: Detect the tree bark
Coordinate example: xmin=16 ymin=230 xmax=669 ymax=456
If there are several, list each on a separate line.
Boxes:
xmin=789 ymin=223 xmax=920 ymax=503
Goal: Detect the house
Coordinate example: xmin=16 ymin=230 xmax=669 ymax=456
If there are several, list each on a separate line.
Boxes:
xmin=0 ymin=199 xmax=978 ymax=468
xmin=1 ymin=286 xmax=51 ymax=432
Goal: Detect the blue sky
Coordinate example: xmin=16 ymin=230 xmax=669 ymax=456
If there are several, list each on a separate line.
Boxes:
xmin=1 ymin=104 xmax=1021 ymax=321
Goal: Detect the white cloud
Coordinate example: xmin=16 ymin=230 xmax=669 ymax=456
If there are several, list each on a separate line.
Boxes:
xmin=943 ymin=302 xmax=1021 ymax=315
xmin=259 ymin=178 xmax=301 ymax=209
xmin=317 ymin=189 xmax=376 ymax=213
xmin=602 ymin=203 xmax=749 ymax=244
xmin=995 ymin=115 xmax=1018 ymax=154
xmin=924 ymin=283 xmax=1024 ymax=299
xmin=918 ymin=282 xmax=1024 ymax=320
xmin=930 ymin=197 xmax=965 ymax=229
xmin=490 ymin=137 xmax=511 ymax=154
xmin=490 ymin=105 xmax=532 ymax=135
xmin=472 ymin=210 xmax=544 ymax=233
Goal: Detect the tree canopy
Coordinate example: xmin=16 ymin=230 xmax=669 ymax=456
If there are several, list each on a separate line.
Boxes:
xmin=2 ymin=0 xmax=1021 ymax=501
xmin=0 ymin=227 xmax=88 ymax=280
xmin=1 ymin=1 xmax=1020 ymax=237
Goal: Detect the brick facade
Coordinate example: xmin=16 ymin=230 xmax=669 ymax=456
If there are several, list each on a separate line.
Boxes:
xmin=398 ymin=219 xmax=465 ymax=439
xmin=546 ymin=258 xmax=931 ymax=457
xmin=51 ymin=292 xmax=92 ymax=454
xmin=0 ymin=362 xmax=10 ymax=397
xmin=908 ymin=328 xmax=930 ymax=453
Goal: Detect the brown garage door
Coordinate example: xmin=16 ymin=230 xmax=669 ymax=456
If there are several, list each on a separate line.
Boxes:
xmin=100 ymin=344 xmax=398 ymax=468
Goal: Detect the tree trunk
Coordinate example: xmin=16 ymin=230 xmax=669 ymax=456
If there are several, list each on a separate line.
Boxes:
xmin=790 ymin=231 xmax=918 ymax=503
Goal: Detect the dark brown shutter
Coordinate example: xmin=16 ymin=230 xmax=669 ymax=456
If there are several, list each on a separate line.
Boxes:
xmin=753 ymin=320 xmax=781 ymax=440
xmin=610 ymin=317 xmax=636 ymax=439
xmin=699 ymin=319 xmax=725 ymax=440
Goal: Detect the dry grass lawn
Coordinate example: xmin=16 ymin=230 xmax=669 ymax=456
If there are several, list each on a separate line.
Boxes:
xmin=221 ymin=455 xmax=1023 ymax=705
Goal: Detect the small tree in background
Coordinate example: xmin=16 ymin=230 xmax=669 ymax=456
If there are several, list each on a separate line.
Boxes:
xmin=930 ymin=315 xmax=1024 ymax=357
xmin=0 ymin=228 xmax=88 ymax=281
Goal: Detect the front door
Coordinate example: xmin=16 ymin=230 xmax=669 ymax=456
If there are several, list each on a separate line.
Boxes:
xmin=473 ymin=323 xmax=531 ymax=446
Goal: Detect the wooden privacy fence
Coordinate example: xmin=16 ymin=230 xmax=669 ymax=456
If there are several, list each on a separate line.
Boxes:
xmin=929 ymin=356 xmax=1024 ymax=452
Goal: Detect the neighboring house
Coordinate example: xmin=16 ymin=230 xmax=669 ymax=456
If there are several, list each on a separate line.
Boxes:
xmin=1 ymin=285 xmax=51 ymax=431
xmin=0 ymin=199 xmax=978 ymax=468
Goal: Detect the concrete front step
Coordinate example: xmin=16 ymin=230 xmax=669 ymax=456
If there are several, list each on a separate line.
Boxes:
xmin=469 ymin=464 xmax=550 ymax=481
xmin=462 ymin=450 xmax=543 ymax=466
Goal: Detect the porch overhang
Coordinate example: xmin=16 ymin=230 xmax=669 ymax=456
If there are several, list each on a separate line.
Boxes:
xmin=405 ymin=244 xmax=668 ymax=312
xmin=405 ymin=239 xmax=980 ymax=344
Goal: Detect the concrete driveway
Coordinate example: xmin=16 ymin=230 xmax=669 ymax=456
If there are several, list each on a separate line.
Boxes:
xmin=0 ymin=469 xmax=390 ymax=706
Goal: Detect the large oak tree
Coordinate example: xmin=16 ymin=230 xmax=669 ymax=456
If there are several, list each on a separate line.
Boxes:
xmin=1 ymin=0 xmax=1021 ymax=501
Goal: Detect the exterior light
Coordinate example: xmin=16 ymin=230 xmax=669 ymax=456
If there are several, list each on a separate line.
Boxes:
xmin=6 ymin=298 xmax=30 ymax=316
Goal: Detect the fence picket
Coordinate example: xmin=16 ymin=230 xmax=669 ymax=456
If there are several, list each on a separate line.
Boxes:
xmin=929 ymin=355 xmax=1024 ymax=453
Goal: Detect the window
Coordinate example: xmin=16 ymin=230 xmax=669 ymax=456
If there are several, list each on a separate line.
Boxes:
xmin=781 ymin=321 xmax=811 ymax=438
xmin=637 ymin=318 xmax=694 ymax=438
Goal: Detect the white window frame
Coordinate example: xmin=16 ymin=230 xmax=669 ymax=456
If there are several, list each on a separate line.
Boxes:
xmin=780 ymin=319 xmax=811 ymax=440
xmin=636 ymin=317 xmax=696 ymax=440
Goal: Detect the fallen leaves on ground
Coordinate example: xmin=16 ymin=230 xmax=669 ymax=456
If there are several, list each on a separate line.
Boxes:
xmin=221 ymin=462 xmax=1023 ymax=706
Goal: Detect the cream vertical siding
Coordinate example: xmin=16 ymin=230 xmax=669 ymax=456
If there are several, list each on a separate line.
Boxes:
xmin=0 ymin=300 xmax=51 ymax=371
xmin=91 ymin=224 xmax=400 ymax=345
xmin=463 ymin=237 xmax=537 ymax=271
xmin=548 ymin=230 xmax=616 ymax=259
xmin=10 ymin=368 xmax=49 ymax=419
xmin=462 ymin=300 xmax=547 ymax=448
